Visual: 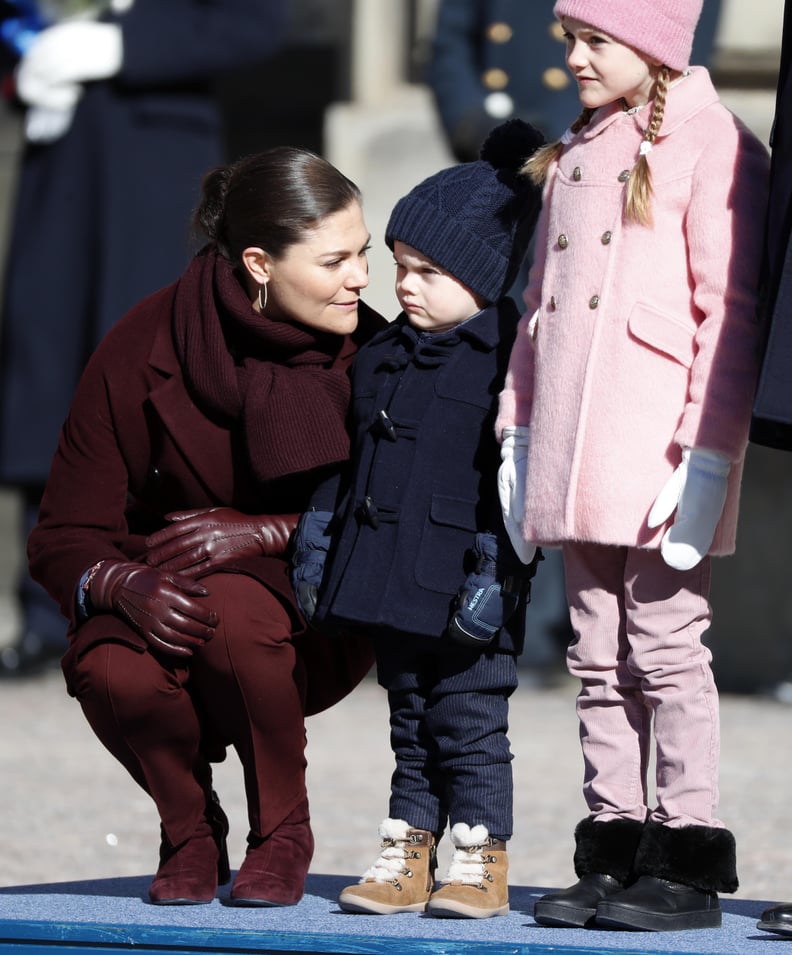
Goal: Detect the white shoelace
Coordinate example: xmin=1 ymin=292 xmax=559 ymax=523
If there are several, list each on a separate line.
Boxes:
xmin=442 ymin=843 xmax=490 ymax=886
xmin=361 ymin=840 xmax=414 ymax=884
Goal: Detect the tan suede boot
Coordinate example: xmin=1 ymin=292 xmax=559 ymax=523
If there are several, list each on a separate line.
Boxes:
xmin=338 ymin=818 xmax=437 ymax=914
xmin=427 ymin=823 xmax=509 ymax=918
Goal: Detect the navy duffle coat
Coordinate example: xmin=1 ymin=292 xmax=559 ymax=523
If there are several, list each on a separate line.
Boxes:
xmin=317 ymin=298 xmax=524 ymax=652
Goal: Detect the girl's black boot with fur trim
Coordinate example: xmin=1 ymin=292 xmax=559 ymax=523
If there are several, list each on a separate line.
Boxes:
xmin=594 ymin=820 xmax=738 ymax=932
xmin=534 ymin=817 xmax=644 ymax=928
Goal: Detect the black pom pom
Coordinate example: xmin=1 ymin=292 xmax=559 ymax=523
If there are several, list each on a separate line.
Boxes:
xmin=479 ymin=119 xmax=545 ymax=171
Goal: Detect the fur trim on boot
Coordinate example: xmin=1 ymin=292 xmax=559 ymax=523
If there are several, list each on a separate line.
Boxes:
xmin=573 ymin=816 xmax=644 ymax=883
xmin=427 ymin=823 xmax=509 ymax=919
xmin=632 ymin=820 xmax=738 ymax=893
xmin=338 ymin=818 xmax=437 ymax=915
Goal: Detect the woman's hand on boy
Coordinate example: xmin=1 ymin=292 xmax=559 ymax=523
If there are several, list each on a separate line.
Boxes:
xmin=145 ymin=508 xmax=298 ymax=576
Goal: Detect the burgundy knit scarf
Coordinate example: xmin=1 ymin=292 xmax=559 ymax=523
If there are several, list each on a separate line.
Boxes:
xmin=172 ymin=245 xmax=353 ymax=483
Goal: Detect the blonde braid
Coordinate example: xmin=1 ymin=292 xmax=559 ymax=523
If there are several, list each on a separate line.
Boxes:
xmin=520 ymin=107 xmax=595 ymax=186
xmin=625 ymin=67 xmax=671 ymax=227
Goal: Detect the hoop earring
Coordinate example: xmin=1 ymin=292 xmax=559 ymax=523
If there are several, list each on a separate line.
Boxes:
xmin=257 ymin=283 xmax=268 ymax=312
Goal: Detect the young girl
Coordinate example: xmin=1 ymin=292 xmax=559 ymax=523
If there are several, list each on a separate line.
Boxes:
xmin=496 ymin=0 xmax=769 ymax=933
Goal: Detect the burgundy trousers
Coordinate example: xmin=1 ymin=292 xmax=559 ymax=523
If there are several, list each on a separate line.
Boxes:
xmin=63 ymin=572 xmax=372 ymax=847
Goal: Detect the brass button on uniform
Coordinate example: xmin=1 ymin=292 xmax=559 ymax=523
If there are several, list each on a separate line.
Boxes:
xmin=601 ymin=231 xmax=612 ymax=245
xmin=558 ymin=234 xmax=569 ymax=249
xmin=589 ymin=295 xmax=600 ymax=309
xmin=543 ymin=67 xmax=570 ymax=90
xmin=618 ymin=169 xmax=630 ymax=182
xmin=487 ymin=22 xmax=513 ymax=43
xmin=573 ymin=166 xmax=582 ymax=181
xmin=483 ymin=67 xmax=509 ymax=90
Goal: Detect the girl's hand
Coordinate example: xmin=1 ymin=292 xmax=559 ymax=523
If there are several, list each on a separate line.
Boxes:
xmin=497 ymin=426 xmax=536 ymax=565
xmin=648 ymin=448 xmax=730 ymax=571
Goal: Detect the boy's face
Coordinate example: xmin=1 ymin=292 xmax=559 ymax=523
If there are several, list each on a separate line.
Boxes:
xmin=393 ymin=241 xmax=487 ymax=333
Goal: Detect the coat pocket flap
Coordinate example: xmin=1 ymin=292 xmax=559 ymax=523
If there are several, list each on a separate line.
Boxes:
xmin=429 ymin=494 xmax=478 ymax=530
xmin=628 ymin=304 xmax=696 ymax=368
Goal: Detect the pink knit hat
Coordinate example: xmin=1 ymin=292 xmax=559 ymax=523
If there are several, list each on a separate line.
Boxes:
xmin=553 ymin=0 xmax=704 ymax=71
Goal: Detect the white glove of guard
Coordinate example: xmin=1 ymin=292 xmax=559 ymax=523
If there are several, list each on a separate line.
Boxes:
xmin=16 ymin=22 xmax=122 ymax=141
xmin=17 ymin=21 xmax=123 ymax=97
xmin=25 ymin=101 xmax=80 ymax=143
xmin=647 ymin=447 xmax=730 ymax=571
xmin=497 ymin=425 xmax=536 ymax=565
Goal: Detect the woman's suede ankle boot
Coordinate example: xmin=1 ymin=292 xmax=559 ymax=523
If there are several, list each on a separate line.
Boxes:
xmin=230 ymin=798 xmax=315 ymax=906
xmin=149 ymin=791 xmax=229 ymax=905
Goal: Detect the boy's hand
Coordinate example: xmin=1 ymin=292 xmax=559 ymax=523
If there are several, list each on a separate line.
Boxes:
xmin=448 ymin=533 xmax=526 ymax=647
xmin=291 ymin=510 xmax=334 ymax=623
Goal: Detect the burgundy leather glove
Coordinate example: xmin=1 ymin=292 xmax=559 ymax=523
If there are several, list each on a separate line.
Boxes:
xmin=145 ymin=507 xmax=299 ymax=577
xmin=88 ymin=560 xmax=218 ymax=658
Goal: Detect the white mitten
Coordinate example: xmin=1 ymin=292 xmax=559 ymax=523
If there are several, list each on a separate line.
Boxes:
xmin=16 ymin=21 xmax=122 ymax=105
xmin=497 ymin=425 xmax=535 ymax=564
xmin=647 ymin=447 xmax=731 ymax=571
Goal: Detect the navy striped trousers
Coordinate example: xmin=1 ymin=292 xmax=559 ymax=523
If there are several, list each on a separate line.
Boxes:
xmin=373 ymin=632 xmax=518 ymax=840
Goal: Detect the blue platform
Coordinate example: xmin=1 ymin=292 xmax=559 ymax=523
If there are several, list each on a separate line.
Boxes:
xmin=0 ymin=874 xmax=783 ymax=955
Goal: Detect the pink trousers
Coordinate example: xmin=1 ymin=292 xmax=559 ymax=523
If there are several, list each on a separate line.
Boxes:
xmin=562 ymin=541 xmax=723 ymax=829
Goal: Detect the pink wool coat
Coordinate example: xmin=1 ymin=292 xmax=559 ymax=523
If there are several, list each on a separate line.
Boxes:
xmin=497 ymin=68 xmax=769 ymax=552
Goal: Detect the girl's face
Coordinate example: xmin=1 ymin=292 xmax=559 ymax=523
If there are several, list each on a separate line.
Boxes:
xmin=258 ymin=201 xmax=371 ymax=336
xmin=562 ymin=17 xmax=660 ymax=109
xmin=393 ymin=241 xmax=487 ymax=333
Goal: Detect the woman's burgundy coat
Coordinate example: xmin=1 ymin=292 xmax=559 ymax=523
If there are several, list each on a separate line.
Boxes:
xmin=27 ymin=278 xmax=385 ymax=708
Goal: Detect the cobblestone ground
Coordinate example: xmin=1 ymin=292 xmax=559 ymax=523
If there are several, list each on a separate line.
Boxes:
xmin=1 ymin=668 xmax=790 ymax=904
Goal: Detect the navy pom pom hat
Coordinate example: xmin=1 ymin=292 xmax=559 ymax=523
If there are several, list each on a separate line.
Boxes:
xmin=385 ymin=119 xmax=545 ymax=303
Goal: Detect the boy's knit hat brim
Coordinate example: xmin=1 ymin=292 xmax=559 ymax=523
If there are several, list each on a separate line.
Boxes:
xmin=553 ymin=0 xmax=704 ymax=71
xmin=385 ymin=120 xmax=544 ymax=303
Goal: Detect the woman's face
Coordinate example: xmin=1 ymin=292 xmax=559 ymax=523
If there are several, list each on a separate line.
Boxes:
xmin=562 ymin=17 xmax=660 ymax=109
xmin=263 ymin=201 xmax=371 ymax=335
